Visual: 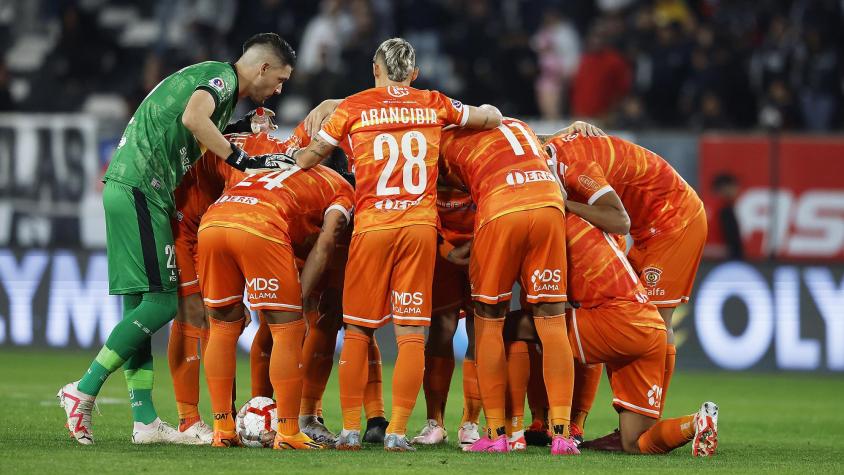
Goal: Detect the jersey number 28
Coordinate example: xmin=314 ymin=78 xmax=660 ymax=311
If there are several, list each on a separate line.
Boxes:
xmin=374 ymin=131 xmax=427 ymax=196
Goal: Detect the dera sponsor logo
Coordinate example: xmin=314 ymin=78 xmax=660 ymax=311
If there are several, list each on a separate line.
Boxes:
xmin=578 ymin=175 xmax=601 ymax=191
xmin=505 ymin=170 xmax=556 ymax=186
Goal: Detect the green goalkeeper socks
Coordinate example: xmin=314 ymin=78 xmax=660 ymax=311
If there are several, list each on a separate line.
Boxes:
xmin=125 ymin=338 xmax=157 ymax=424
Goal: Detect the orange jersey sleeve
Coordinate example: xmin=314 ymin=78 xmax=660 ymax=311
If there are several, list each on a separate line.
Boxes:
xmin=565 ymin=213 xmax=653 ymax=311
xmin=439 ymin=117 xmax=565 ymax=231
xmin=200 ymin=165 xmax=354 ymax=247
xmin=318 ymin=86 xmax=467 ymax=234
xmin=548 ymin=134 xmax=704 ymax=241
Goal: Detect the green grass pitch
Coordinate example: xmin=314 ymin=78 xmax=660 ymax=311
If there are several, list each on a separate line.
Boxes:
xmin=2 ymin=348 xmax=843 ymax=473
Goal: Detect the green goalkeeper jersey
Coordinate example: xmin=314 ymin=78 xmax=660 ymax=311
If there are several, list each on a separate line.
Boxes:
xmin=104 ymin=61 xmax=239 ymax=210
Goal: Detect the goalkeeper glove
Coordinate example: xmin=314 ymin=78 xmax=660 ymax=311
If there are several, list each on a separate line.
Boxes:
xmin=225 ymin=143 xmax=296 ymax=172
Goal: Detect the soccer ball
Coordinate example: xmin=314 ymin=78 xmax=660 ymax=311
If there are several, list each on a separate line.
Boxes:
xmin=236 ymin=396 xmax=277 ymax=448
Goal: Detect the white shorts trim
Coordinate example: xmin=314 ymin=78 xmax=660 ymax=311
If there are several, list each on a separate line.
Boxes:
xmin=524 ymin=293 xmax=567 ymax=301
xmin=649 ymin=298 xmax=687 ymax=305
xmin=317 ymin=129 xmax=340 ymax=147
xmin=393 ymin=315 xmax=431 ymax=322
xmin=179 ymin=278 xmax=199 ymax=288
xmin=571 ymin=308 xmax=587 ymax=364
xmin=612 ymin=398 xmax=660 ymax=415
xmin=250 ymin=302 xmax=303 ymax=311
xmin=587 ymin=185 xmax=615 ymax=205
xmin=203 ymin=295 xmax=242 ymax=305
xmin=471 ymin=291 xmax=512 ymax=302
xmin=343 ymin=313 xmax=392 ymax=324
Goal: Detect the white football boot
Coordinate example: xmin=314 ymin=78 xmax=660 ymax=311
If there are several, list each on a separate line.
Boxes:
xmin=457 ymin=421 xmax=480 ymax=447
xmin=411 ymin=419 xmax=448 ymax=445
xmin=57 ymin=381 xmax=97 ymax=445
xmin=692 ymin=401 xmax=719 ymax=457
xmin=384 ymin=433 xmax=416 ymax=452
xmin=179 ymin=419 xmax=213 ymax=445
xmin=132 ymin=418 xmax=201 ymax=444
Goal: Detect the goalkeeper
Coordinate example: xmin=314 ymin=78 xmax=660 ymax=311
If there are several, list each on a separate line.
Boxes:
xmin=57 ymin=33 xmax=297 ymax=445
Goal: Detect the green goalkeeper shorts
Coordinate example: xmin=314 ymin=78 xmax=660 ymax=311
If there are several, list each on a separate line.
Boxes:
xmin=103 ymin=180 xmax=178 ymax=294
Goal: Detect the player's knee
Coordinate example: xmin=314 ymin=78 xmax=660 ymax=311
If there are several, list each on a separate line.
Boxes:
xmin=532 ymin=302 xmax=566 ymax=317
xmin=141 ymin=291 xmax=179 ymax=331
xmin=263 ymin=310 xmax=302 ymax=325
xmin=394 ymin=323 xmax=426 ymax=337
xmin=622 ymin=436 xmax=643 ymax=454
xmin=176 ymin=293 xmax=207 ymax=328
xmin=474 ymin=301 xmax=506 ymax=318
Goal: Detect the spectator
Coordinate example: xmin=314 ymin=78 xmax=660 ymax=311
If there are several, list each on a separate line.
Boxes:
xmin=570 ymin=22 xmax=631 ymax=119
xmin=793 ymin=28 xmax=841 ymax=131
xmin=531 ymin=8 xmax=580 ymax=120
xmin=758 ymin=80 xmax=801 ymax=130
xmin=0 ymin=60 xmax=13 ymax=111
xmin=711 ymin=174 xmax=744 ymax=261
xmin=691 ymin=91 xmax=734 ymax=130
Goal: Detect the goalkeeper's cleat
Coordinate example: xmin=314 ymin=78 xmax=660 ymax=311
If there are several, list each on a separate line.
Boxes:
xmin=363 ymin=416 xmax=389 ymax=444
xmin=273 ymin=431 xmax=324 ymax=450
xmin=457 ymin=421 xmax=480 ymax=447
xmin=57 ymin=381 xmax=96 ymax=445
xmin=179 ymin=419 xmax=213 ymax=445
xmin=335 ymin=429 xmax=362 ymax=450
xmin=211 ymin=429 xmax=244 ymax=447
xmin=508 ymin=430 xmax=527 ymax=451
xmin=133 ymin=418 xmax=200 ymax=445
xmin=524 ymin=419 xmax=551 ymax=447
xmin=300 ymin=415 xmax=337 ymax=446
xmin=384 ymin=433 xmax=416 ymax=452
xmin=550 ymin=435 xmax=581 ymax=455
xmin=411 ymin=419 xmax=448 ymax=445
xmin=570 ymin=422 xmax=584 ymax=447
xmin=692 ymin=401 xmax=719 ymax=457
xmin=580 ymin=428 xmax=623 ymax=451
xmin=463 ymin=434 xmax=509 ymax=453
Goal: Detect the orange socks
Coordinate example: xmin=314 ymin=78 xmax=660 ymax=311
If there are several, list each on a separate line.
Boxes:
xmin=423 ymin=354 xmax=455 ymax=426
xmin=637 ymin=414 xmax=695 ymax=454
xmin=300 ymin=311 xmax=337 ymax=416
xmin=526 ymin=343 xmax=548 ymax=424
xmin=386 ymin=334 xmax=425 ymax=435
xmin=168 ymin=321 xmax=202 ymax=428
xmin=533 ymin=315 xmax=573 ymax=437
xmin=205 ymin=317 xmax=243 ymax=432
xmin=474 ymin=315 xmax=507 ymax=436
xmin=364 ymin=340 xmax=385 ymax=420
xmin=338 ymin=331 xmax=370 ymax=431
xmin=250 ymin=316 xmax=273 ymax=398
xmin=505 ymin=341 xmax=530 ymax=435
xmin=268 ymin=319 xmax=307 ymax=436
xmin=661 ymin=344 xmax=676 ymax=413
xmin=572 ymin=362 xmax=603 ymax=428
xmin=461 ymin=359 xmax=482 ymax=425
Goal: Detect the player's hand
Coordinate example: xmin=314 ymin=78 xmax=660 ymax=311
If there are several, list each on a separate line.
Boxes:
xmin=566 ymin=120 xmax=606 ymax=138
xmin=304 ymin=99 xmax=341 ymax=137
xmin=224 ymin=107 xmax=278 ymax=134
xmin=446 ymin=241 xmax=472 ymax=266
xmin=225 ymin=143 xmax=295 ymax=171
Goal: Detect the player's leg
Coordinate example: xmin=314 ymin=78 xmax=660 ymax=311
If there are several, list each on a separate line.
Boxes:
xmin=525 ymin=342 xmax=551 ymax=446
xmin=338 ymin=230 xmax=393 ymax=449
xmin=300 ymin=294 xmax=341 ymax=445
xmin=458 ymin=310 xmax=482 ymax=447
xmin=570 ymin=361 xmax=603 ymax=444
xmin=384 ymin=225 xmax=436 ymax=451
xmin=503 ymin=312 xmax=533 ymax=451
xmin=60 ymin=182 xmax=181 ymax=444
xmin=414 ymin=306 xmax=458 ymax=445
xmin=523 ymin=207 xmax=578 ymax=455
xmin=363 ymin=337 xmax=389 ymax=443
xmin=250 ymin=314 xmax=273 ymax=398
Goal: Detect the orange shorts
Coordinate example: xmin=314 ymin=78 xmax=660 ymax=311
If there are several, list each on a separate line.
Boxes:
xmin=567 ymin=300 xmax=667 ymax=418
xmin=470 ymin=207 xmax=567 ymax=305
xmin=172 ymin=219 xmax=201 ymax=297
xmin=432 ymin=252 xmax=470 ymax=315
xmin=197 ymin=226 xmax=302 ymax=312
xmin=628 ymin=209 xmax=707 ymax=308
xmin=343 ymin=225 xmax=436 ymax=329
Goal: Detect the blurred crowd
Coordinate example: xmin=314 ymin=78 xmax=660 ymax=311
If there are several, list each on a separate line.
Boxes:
xmin=1 ymin=0 xmax=842 ymax=131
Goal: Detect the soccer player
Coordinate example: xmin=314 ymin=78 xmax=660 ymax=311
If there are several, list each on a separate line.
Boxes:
xmin=545 ymin=133 xmax=707 ymax=436
xmin=411 ymin=183 xmax=478 ymax=446
xmin=438 ymin=117 xmax=577 ymax=455
xmin=57 ymin=33 xmax=297 ymax=445
xmin=168 ymin=127 xmax=285 ymax=443
xmin=198 ymin=158 xmax=354 ymax=449
xmin=559 ymin=211 xmax=717 ymax=456
xmin=290 ymin=38 xmax=502 ymax=451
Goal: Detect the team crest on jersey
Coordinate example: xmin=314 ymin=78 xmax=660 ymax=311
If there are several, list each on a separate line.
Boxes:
xmin=578 ymin=175 xmax=601 ymax=191
xmin=642 ymin=266 xmax=662 ymax=287
xmin=209 ymin=77 xmax=225 ymax=91
xmin=563 ymin=132 xmax=580 ymax=142
xmin=387 ymin=86 xmax=410 ymax=98
xmin=450 ymin=99 xmax=463 ymax=111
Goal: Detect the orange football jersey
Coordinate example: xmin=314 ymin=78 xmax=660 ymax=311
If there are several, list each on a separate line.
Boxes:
xmin=439 ymin=117 xmax=565 ymax=231
xmin=319 ymin=86 xmax=468 ymax=235
xmin=546 ymin=134 xmax=704 ymax=242
xmin=566 ymin=213 xmax=658 ymax=316
xmin=199 ymin=164 xmax=354 ymax=247
xmin=437 ymin=185 xmax=475 ymax=246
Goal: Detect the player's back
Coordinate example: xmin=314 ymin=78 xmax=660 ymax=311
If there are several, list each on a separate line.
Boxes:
xmin=436 ymin=185 xmax=475 ymax=246
xmin=549 ymin=134 xmax=703 ymax=241
xmin=319 ymin=85 xmax=468 ymax=234
xmin=200 ymin=164 xmax=353 ymax=246
xmin=566 ymin=213 xmax=658 ymax=317
xmin=440 ymin=117 xmax=564 ymax=230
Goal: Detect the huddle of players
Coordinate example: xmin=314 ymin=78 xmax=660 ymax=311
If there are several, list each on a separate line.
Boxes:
xmin=167 ymin=38 xmax=718 ymax=455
